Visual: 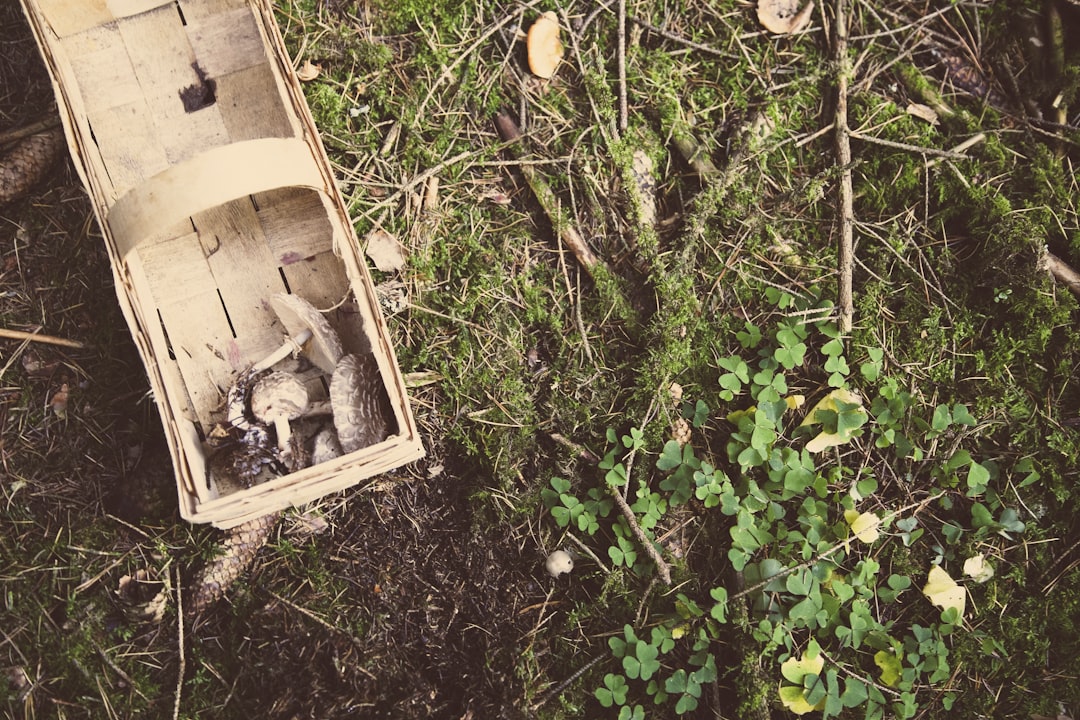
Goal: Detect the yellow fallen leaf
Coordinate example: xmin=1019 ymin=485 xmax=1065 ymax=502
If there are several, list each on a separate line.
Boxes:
xmin=785 ymin=394 xmax=805 ymax=409
xmin=800 ymin=388 xmax=866 ymax=454
xmin=780 ymin=651 xmax=824 ymax=683
xmin=922 ymin=565 xmax=966 ymax=618
xmin=873 ymin=650 xmax=902 ymax=687
xmin=844 ymin=510 xmax=880 ymax=544
xmin=963 ymin=553 xmax=994 ymax=583
xmin=778 ymin=684 xmax=824 ymax=715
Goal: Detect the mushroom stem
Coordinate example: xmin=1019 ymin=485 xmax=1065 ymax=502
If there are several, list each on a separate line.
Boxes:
xmin=252 ymin=328 xmax=314 ymax=372
xmin=272 ymin=416 xmax=292 ymax=453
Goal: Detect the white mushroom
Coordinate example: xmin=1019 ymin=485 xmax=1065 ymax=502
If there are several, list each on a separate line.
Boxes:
xmin=269 ymin=293 xmax=345 ymax=374
xmin=250 ymin=372 xmax=310 ymax=459
xmin=251 ymin=328 xmax=315 ymax=373
xmin=329 ymin=353 xmax=393 ymax=453
xmin=545 ymin=550 xmax=574 ymax=578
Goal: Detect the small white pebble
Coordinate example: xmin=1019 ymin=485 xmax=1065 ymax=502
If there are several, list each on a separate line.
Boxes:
xmin=545 ymin=550 xmax=574 ymax=578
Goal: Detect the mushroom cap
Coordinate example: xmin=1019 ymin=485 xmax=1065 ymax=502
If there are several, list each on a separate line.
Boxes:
xmin=310 ymin=427 xmax=343 ymax=466
xmin=250 ymin=372 xmax=310 ymax=423
xmin=329 ymin=353 xmax=393 ymax=453
xmin=545 ymin=550 xmax=574 ymax=578
xmin=757 ymin=0 xmax=814 ymax=35
xmin=526 ymin=11 xmax=564 ymax=79
xmin=269 ymin=293 xmax=345 ymax=374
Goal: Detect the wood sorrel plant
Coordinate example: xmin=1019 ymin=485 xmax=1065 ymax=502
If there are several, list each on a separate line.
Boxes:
xmin=545 ymin=289 xmax=1027 ymax=718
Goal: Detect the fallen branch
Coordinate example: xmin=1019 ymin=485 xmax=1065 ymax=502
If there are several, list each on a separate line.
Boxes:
xmin=1045 ymin=251 xmax=1080 ymax=297
xmin=833 ymin=0 xmax=855 ymax=333
xmin=493 ymin=112 xmax=603 ymax=274
xmin=0 ymin=327 xmax=85 ymax=349
xmin=610 ymin=483 xmax=672 ymax=585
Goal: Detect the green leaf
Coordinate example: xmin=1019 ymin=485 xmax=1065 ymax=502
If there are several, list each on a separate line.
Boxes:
xmin=636 ymin=642 xmax=661 ymax=681
xmin=657 ymin=440 xmax=685 ymax=471
xmin=951 ymin=403 xmax=976 ymax=426
xmin=737 ymin=321 xmax=762 ymax=349
xmin=931 ymin=404 xmax=952 ymax=432
xmin=710 ymin=587 xmax=728 ymax=622
xmin=967 ymin=462 xmax=990 ymax=494
xmin=840 ymin=677 xmax=868 ymax=707
xmin=665 ymin=669 xmax=688 ymax=694
xmin=874 ymin=651 xmax=902 ymax=687
xmin=971 ymin=503 xmax=994 ymax=529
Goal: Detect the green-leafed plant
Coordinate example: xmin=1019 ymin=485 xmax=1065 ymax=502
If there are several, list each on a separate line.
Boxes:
xmin=545 ymin=288 xmax=1030 ymax=718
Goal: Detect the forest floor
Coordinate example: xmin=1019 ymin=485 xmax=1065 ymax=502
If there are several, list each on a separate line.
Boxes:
xmin=3 ymin=0 xmax=1080 ymax=718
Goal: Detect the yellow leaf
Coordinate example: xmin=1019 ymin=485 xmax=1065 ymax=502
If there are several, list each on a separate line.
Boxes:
xmin=778 ymin=685 xmax=824 ymax=715
xmin=800 ymin=388 xmax=865 ymax=454
xmin=922 ymin=566 xmax=966 ymax=618
xmin=780 ymin=651 xmax=824 ymax=683
xmin=726 ymin=406 xmax=756 ymax=423
xmin=844 ymin=510 xmax=881 ymax=544
xmin=873 ymin=650 xmax=902 ymax=687
xmin=785 ymin=394 xmax=806 ymax=409
xmin=963 ymin=553 xmax=995 ymax=583
xmin=799 ymin=388 xmax=862 ymax=428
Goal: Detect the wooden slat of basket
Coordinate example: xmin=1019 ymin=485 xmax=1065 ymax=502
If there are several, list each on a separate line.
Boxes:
xmin=215 ymin=64 xmax=297 ymax=140
xmin=177 ymin=0 xmax=249 ymax=22
xmin=185 ymin=7 xmax=266 ymax=77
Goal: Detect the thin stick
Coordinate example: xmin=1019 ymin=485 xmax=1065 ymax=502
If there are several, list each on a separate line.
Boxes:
xmin=493 ymin=113 xmax=602 ymax=274
xmin=611 ymin=485 xmax=672 ymax=585
xmin=0 ymin=327 xmax=85 ymax=349
xmin=848 ymin=130 xmax=970 ymax=159
xmin=834 ymin=0 xmax=855 ymax=333
xmin=173 ymin=569 xmax=184 ymax=720
xmin=617 ymin=0 xmax=628 ymax=134
xmin=0 ymin=116 xmax=60 ymax=147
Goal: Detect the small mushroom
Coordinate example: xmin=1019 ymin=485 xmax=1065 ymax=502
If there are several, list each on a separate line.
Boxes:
xmin=269 ymin=293 xmax=345 ymax=374
xmin=250 ymin=372 xmax=310 ymax=462
xmin=756 ymin=0 xmax=814 ymax=35
xmin=329 ymin=353 xmax=393 ymax=453
xmin=545 ymin=549 xmax=574 ymax=578
xmin=526 ymin=11 xmax=564 ymax=79
xmin=310 ymin=427 xmax=343 ymax=466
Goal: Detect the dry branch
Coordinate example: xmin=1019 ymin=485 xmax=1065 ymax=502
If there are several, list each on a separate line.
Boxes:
xmin=833 ymin=0 xmax=855 ymax=333
xmin=0 ymin=327 xmax=85 ymax=348
xmin=1045 ymin=252 xmax=1080 ymax=297
xmin=493 ymin=113 xmax=603 ymax=275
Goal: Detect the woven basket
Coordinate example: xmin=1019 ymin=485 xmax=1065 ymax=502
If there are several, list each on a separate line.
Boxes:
xmin=20 ymin=0 xmax=424 ymax=528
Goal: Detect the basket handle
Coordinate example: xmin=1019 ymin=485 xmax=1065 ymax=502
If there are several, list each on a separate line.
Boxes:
xmin=106 ymin=137 xmax=329 ymax=259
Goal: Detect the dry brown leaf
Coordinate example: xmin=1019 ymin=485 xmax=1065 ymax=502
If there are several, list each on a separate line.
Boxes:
xmin=365 ymin=228 xmax=407 ymax=272
xmin=906 ymin=102 xmax=940 ymax=125
xmin=757 ymin=0 xmax=815 ymax=34
xmin=297 ymin=59 xmax=322 ymax=82
xmin=527 ymin=11 xmax=564 ymax=78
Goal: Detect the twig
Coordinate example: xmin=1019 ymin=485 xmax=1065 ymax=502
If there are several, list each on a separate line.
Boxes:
xmin=848 ymin=130 xmax=970 ymax=159
xmin=630 ymin=15 xmax=734 ymax=58
xmin=833 ymin=0 xmax=855 ymax=334
xmin=925 ymin=133 xmax=986 ymax=169
xmin=530 ymin=653 xmax=604 ymax=710
xmin=0 ymin=116 xmax=60 ymax=148
xmin=493 ymin=112 xmax=603 ymax=274
xmin=173 ymin=569 xmax=184 ymax=720
xmin=617 ymin=0 xmax=628 ymax=134
xmin=1045 ymin=252 xmax=1080 ymax=297
xmin=610 ymin=485 xmax=672 ymax=585
xmin=0 ymin=327 xmax=85 ymax=349
xmin=266 ymin=589 xmax=379 ymax=680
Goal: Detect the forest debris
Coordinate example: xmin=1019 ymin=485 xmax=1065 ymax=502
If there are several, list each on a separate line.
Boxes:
xmin=0 ymin=327 xmax=84 ymax=348
xmin=757 ymin=0 xmax=814 ymax=35
xmin=526 ymin=12 xmax=564 ymax=79
xmin=1044 ymin=251 xmax=1080 ymax=296
xmin=296 ymin=59 xmax=321 ymax=82
xmin=922 ymin=565 xmax=966 ymax=618
xmin=493 ymin=112 xmax=602 ymax=274
xmin=833 ymin=0 xmax=855 ymax=332
xmin=906 ymin=102 xmax=939 ymax=125
xmin=364 ymin=228 xmax=407 ymax=272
